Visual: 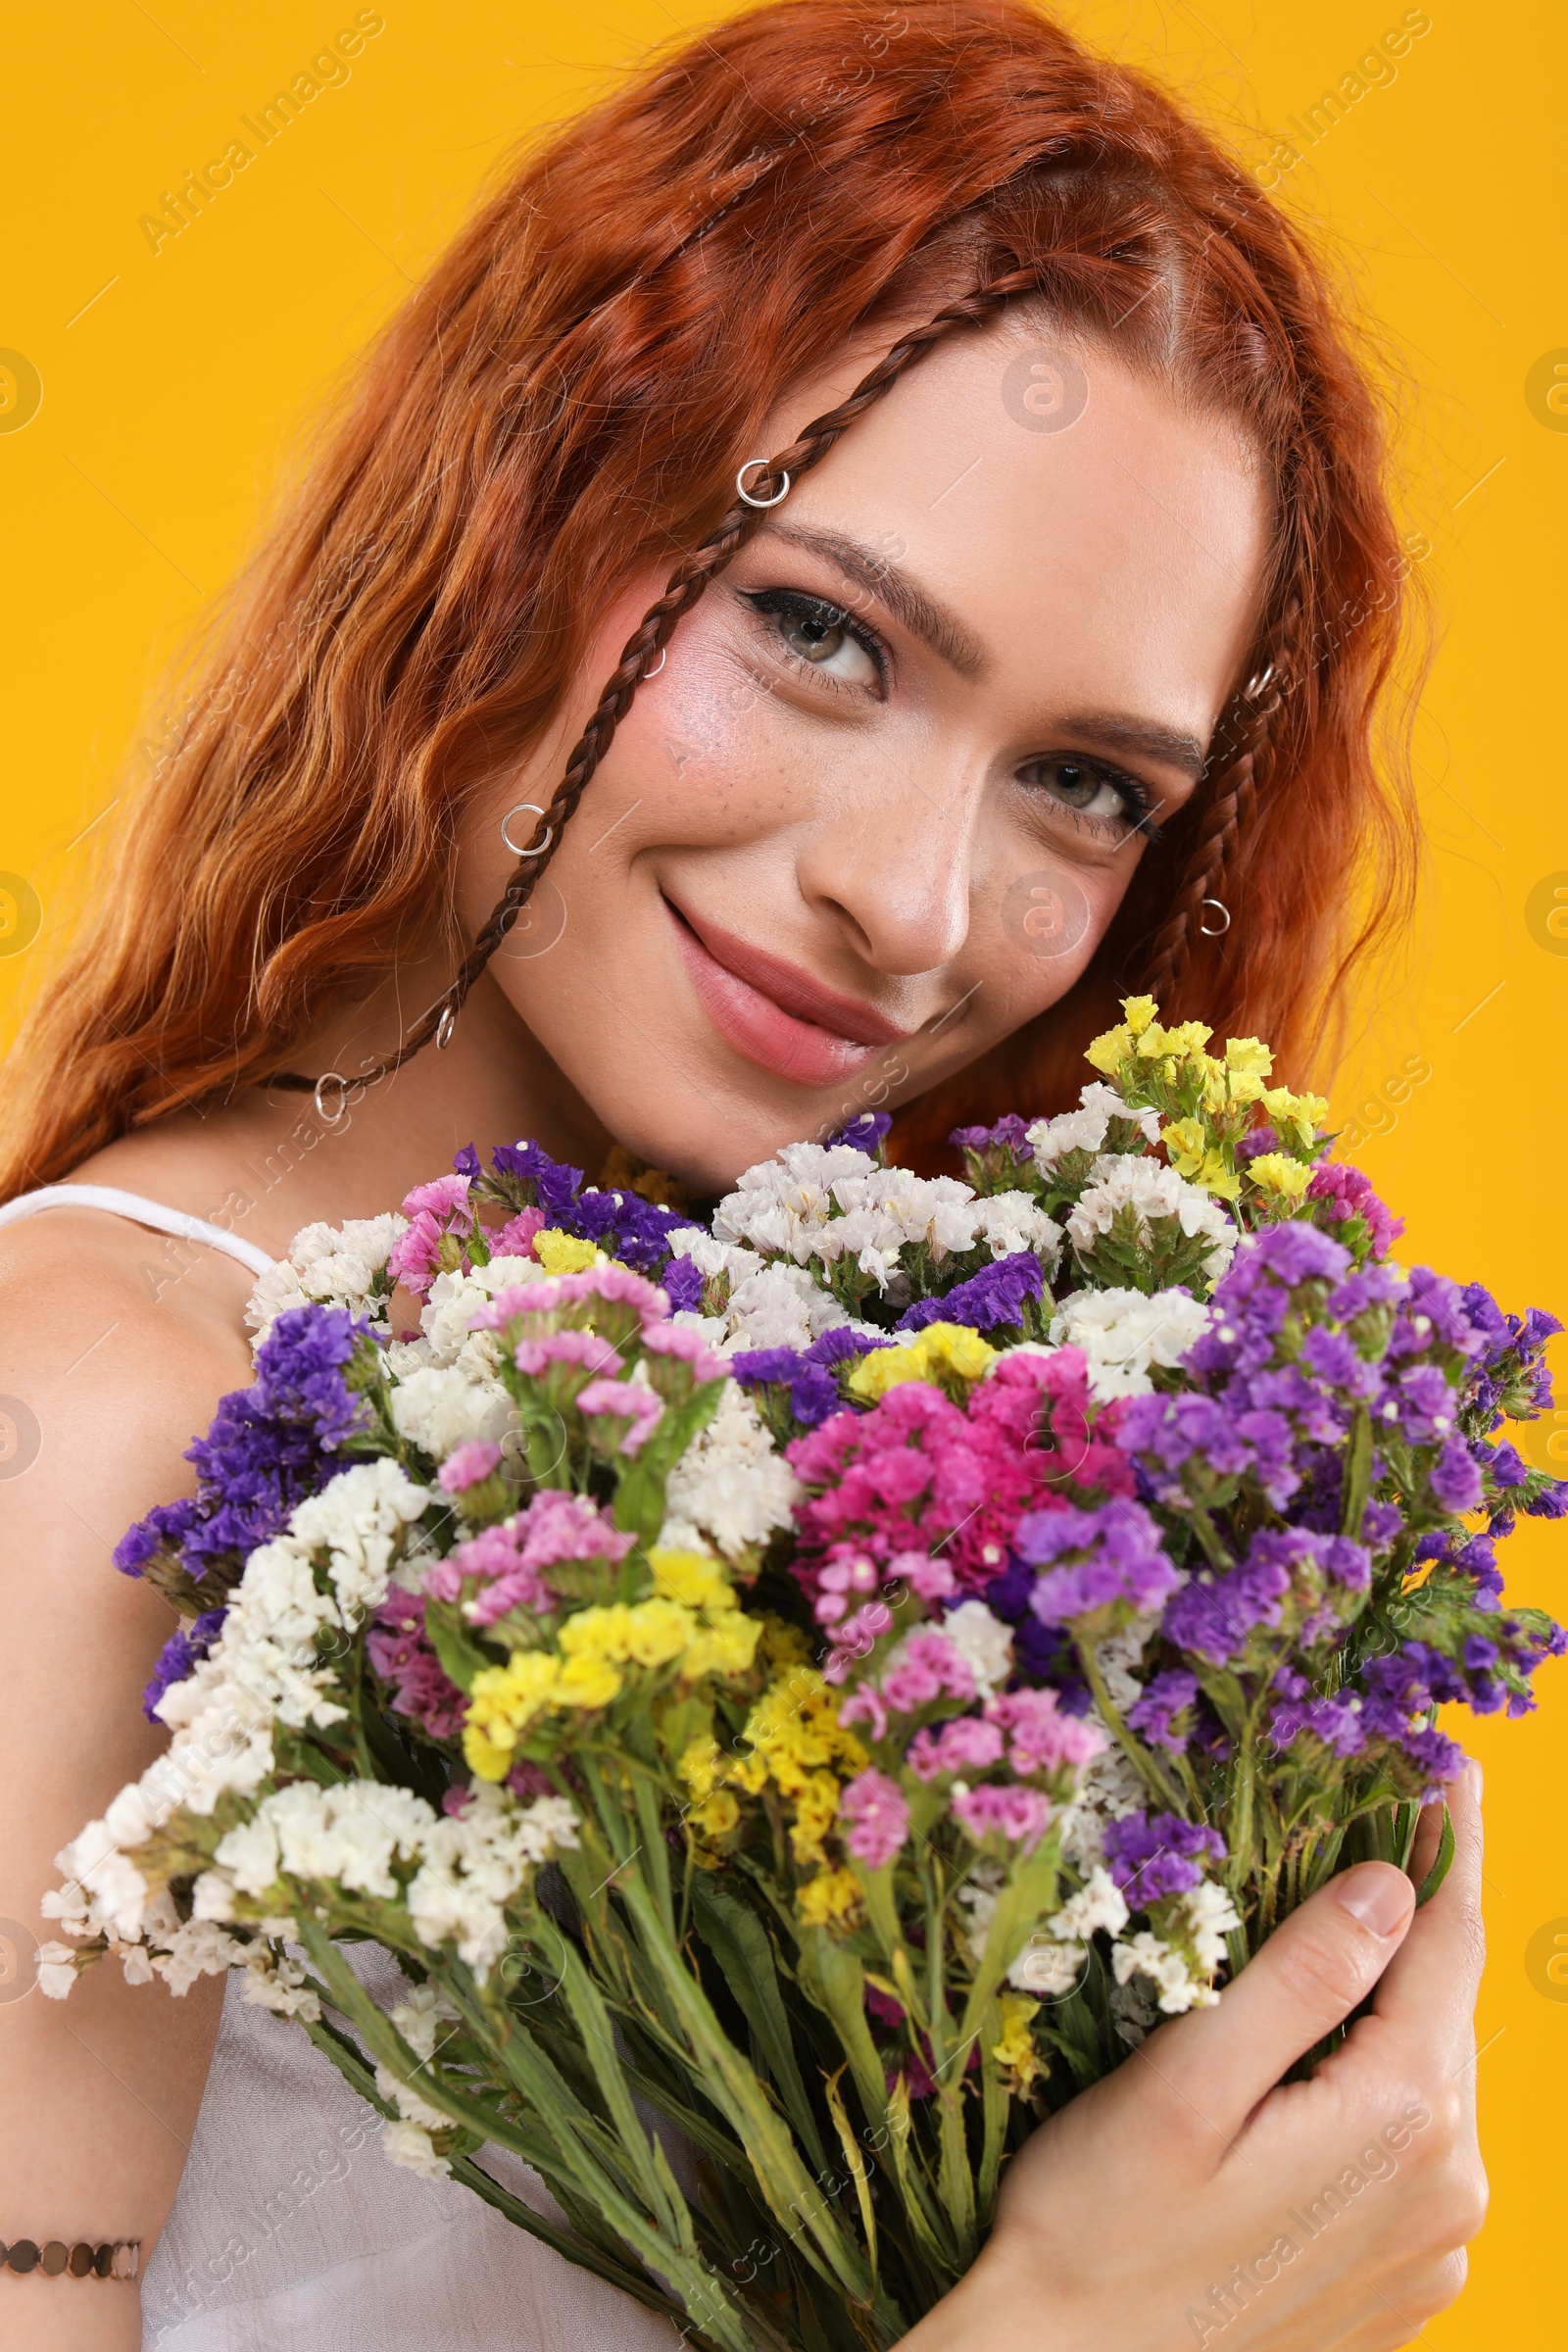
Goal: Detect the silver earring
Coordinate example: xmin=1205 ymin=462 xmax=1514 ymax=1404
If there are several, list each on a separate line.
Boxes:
xmin=1199 ymin=898 xmax=1231 ymax=936
xmin=500 ymin=804 xmax=554 ymax=858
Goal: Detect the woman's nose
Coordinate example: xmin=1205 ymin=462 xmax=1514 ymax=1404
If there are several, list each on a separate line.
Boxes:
xmin=794 ymin=750 xmax=977 ymax=978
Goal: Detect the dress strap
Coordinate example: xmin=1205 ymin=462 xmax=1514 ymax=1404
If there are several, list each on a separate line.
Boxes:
xmin=0 ymin=1184 xmax=276 ymax=1277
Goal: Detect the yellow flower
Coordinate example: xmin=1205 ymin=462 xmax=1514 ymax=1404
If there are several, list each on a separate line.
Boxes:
xmin=1120 ymin=994 xmax=1159 ymax=1036
xmin=531 ymin=1229 xmax=607 ymax=1276
xmin=848 ymin=1322 xmax=997 ymax=1402
xmin=556 ymin=1653 xmax=625 ymax=1709
xmin=797 ymin=1868 xmax=863 ymax=1930
xmin=1259 ymin=1088 xmax=1329 ymax=1150
xmin=1160 ymin=1116 xmax=1208 ymax=1176
xmin=650 ymin=1545 xmax=737 ymax=1614
xmin=682 ymin=1613 xmax=762 ymax=1682
xmin=1085 ymin=1022 xmax=1134 ymax=1076
xmin=678 ymin=1734 xmax=722 ymax=1801
xmin=1224 ymin=1035 xmax=1274 ymax=1081
xmin=689 ymin=1788 xmax=740 ymax=1839
xmin=992 ymin=1994 xmax=1043 ymax=2091
xmin=1248 ymin=1152 xmax=1312 ymax=1201
xmin=464 ymin=1650 xmax=564 ymax=1781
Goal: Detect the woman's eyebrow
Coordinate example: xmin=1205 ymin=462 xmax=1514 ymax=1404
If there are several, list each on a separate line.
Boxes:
xmin=1053 ymin=712 xmax=1211 ymax=783
xmin=760 ymin=521 xmax=989 ymax=680
xmin=756 ymin=523 xmax=1211 ymax=777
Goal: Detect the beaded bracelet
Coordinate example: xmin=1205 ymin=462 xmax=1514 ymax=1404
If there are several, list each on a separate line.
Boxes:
xmin=0 ymin=2239 xmax=139 ymax=2279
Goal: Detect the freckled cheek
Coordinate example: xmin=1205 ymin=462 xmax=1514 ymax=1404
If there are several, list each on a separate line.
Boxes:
xmin=618 ymin=647 xmax=811 ymax=832
xmin=965 ymin=847 xmax=1139 ymax=1034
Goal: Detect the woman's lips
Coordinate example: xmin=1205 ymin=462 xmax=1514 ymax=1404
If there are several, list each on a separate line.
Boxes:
xmin=664 ymin=899 xmax=912 ymax=1089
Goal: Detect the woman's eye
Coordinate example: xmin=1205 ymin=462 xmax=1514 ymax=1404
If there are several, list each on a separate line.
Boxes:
xmin=1021 ymin=756 xmax=1152 ymax=834
xmin=748 ymin=592 xmax=882 ymax=688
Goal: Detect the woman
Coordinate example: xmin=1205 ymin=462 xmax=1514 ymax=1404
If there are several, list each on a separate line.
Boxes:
xmin=0 ymin=2 xmax=1485 ymax=2345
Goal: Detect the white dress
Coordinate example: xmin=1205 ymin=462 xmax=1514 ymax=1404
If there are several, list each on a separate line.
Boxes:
xmin=0 ymin=1186 xmax=684 ymax=2352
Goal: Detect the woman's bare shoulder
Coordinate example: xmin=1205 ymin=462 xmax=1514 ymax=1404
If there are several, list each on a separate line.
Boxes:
xmin=0 ymin=1207 xmax=257 ymax=1529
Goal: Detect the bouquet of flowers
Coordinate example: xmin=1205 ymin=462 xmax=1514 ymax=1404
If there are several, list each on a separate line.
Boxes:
xmin=42 ymin=999 xmax=1565 ymax=2352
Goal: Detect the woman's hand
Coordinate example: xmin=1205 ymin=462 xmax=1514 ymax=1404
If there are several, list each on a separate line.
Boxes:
xmin=906 ymin=1766 xmax=1487 ymax=2352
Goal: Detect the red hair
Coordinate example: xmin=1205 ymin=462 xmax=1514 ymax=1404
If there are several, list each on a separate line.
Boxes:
xmin=0 ymin=0 xmax=1419 ymax=1193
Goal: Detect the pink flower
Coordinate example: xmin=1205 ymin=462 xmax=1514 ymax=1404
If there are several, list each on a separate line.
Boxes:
xmin=906 ymin=1716 xmax=1005 ymax=1781
xmin=988 ymin=1688 xmax=1106 ymax=1775
xmin=576 ymin=1378 xmax=663 ymax=1456
xmin=640 ymin=1322 xmax=725 ymax=1384
xmin=838 ymin=1769 xmax=910 ymax=1867
xmin=430 ymin=1491 xmax=633 ymax=1628
xmin=402 ymin=1174 xmax=474 ymax=1225
xmin=950 ymin=1782 xmax=1052 ymax=1850
xmin=492 ymin=1205 xmax=546 ymax=1257
xmin=438 ymin=1441 xmax=504 ymax=1495
xmin=470 ymin=1266 xmax=668 ymax=1330
xmin=387 ymin=1176 xmax=475 ymax=1300
xmin=514 ymin=1330 xmax=624 ymax=1379
xmin=880 ymin=1629 xmax=975 ymax=1713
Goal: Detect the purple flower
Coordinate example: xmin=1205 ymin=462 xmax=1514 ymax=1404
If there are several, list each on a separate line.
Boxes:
xmin=838 ymin=1768 xmax=909 ymax=1865
xmin=118 ymin=1306 xmax=373 ymax=1592
xmin=1127 ymin=1669 xmax=1200 ymax=1755
xmin=141 ymin=1607 xmax=227 ymax=1720
xmin=834 ymin=1111 xmax=893 ymax=1156
xmin=1429 ymin=1436 xmax=1484 ymax=1515
xmin=731 ymin=1348 xmax=843 ymax=1430
xmin=951 ymin=1114 xmax=1033 ymax=1156
xmin=898 ymin=1251 xmax=1044 ymax=1336
xmin=1102 ymin=1810 xmax=1226 ymax=1906
xmin=662 ymin=1254 xmax=703 ymax=1313
xmin=1019 ymin=1501 xmax=1181 ymax=1628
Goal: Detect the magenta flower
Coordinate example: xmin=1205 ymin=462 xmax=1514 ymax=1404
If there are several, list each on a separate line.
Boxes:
xmin=838 ymin=1769 xmax=910 ymax=1867
xmin=514 ymin=1329 xmax=625 ymax=1380
xmin=988 ymin=1687 xmax=1106 ymax=1774
xmin=906 ymin=1715 xmax=1006 ymax=1781
xmin=880 ymin=1628 xmax=976 ymax=1712
xmin=388 ymin=1175 xmax=475 ymax=1299
xmin=367 ymin=1592 xmax=467 ymax=1740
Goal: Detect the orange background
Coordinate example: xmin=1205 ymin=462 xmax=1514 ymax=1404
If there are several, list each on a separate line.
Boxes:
xmin=0 ymin=1 xmax=1562 ymax=2337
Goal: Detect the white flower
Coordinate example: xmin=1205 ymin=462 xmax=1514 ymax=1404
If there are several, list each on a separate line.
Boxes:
xmin=247 ymin=1213 xmax=408 ymax=1345
xmin=407 ymin=1788 xmax=577 ymax=1976
xmin=1111 ymin=1881 xmax=1239 ymax=2016
xmin=35 ymin=1941 xmax=80 ymax=2001
xmin=940 ymin=1600 xmax=1014 ymax=1700
xmin=403 ymin=1255 xmax=543 ymax=1376
xmin=817 ymin=1167 xmax=980 ymax=1289
xmin=969 ymin=1191 xmax=1062 ymax=1270
xmin=1006 ymin=1937 xmax=1088 ymax=1997
xmin=660 ymin=1383 xmax=800 ymax=1561
xmin=1182 ymin=1878 xmax=1242 ymax=1977
xmin=667 ymin=1229 xmax=763 ymax=1297
xmin=712 ymin=1144 xmax=872 ymax=1261
xmin=1066 ymin=1155 xmax=1237 ymax=1275
xmin=150 ymin=1918 xmax=246 ymax=1996
xmin=723 ymin=1263 xmax=830 ymax=1350
xmin=1048 ymin=1867 xmax=1130 ymax=1943
xmin=240 ymin=1948 xmax=321 ymax=2022
xmin=380 ymin=2121 xmax=451 ymax=2178
xmin=1050 ymin=1287 xmax=1210 ymax=1400
xmin=1028 ymin=1084 xmax=1160 ymax=1174
xmin=389 ymin=1364 xmax=516 ymax=1458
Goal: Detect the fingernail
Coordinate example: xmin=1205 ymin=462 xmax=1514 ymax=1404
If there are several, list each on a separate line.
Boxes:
xmin=1467 ymin=1759 xmax=1484 ymax=1806
xmin=1336 ymin=1868 xmax=1412 ymax=1939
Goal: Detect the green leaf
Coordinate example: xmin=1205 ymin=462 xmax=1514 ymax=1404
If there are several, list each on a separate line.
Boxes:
xmin=613 ymin=1377 xmax=727 ymax=1542
xmin=420 ymin=1596 xmax=494 ymax=1694
xmin=1413 ymin=1803 xmax=1456 ymax=1908
xmin=1341 ymin=1401 xmax=1373 ymax=1539
xmin=693 ymin=1880 xmax=832 ymax=2176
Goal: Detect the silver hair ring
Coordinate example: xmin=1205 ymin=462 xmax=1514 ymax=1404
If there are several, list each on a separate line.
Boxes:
xmin=434 ymin=1003 xmax=458 ymax=1051
xmin=1243 ymin=661 xmax=1276 ymax=701
xmin=643 ymin=645 xmax=666 ymax=678
xmin=500 ymin=803 xmax=554 ymax=858
xmin=313 ymin=1071 xmax=349 ymax=1124
xmin=736 ymin=458 xmax=791 ymax=509
xmin=1199 ymin=898 xmax=1232 ymax=936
